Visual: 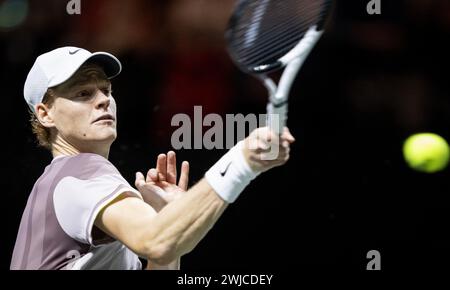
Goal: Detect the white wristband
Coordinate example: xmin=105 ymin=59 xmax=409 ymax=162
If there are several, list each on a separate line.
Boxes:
xmin=205 ymin=141 xmax=260 ymax=203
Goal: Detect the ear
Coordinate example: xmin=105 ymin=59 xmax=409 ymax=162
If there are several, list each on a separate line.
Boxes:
xmin=35 ymin=103 xmax=56 ymax=129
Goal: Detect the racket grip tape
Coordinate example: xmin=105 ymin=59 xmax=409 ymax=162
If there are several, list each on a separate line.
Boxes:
xmin=266 ymin=102 xmax=288 ymax=135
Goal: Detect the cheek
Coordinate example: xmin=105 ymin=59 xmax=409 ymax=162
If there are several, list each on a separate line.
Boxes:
xmin=54 ymin=105 xmax=91 ymax=136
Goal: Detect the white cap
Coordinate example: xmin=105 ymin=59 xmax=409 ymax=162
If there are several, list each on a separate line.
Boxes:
xmin=24 ymin=46 xmax=122 ymax=112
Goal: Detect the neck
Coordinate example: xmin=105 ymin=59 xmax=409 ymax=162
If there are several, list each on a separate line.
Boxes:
xmin=52 ymin=135 xmax=110 ymax=159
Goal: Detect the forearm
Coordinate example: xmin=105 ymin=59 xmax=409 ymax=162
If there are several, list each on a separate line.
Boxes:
xmin=141 ymin=179 xmax=228 ymax=264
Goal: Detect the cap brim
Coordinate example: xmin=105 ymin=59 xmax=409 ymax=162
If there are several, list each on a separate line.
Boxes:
xmin=87 ymin=52 xmax=122 ymax=79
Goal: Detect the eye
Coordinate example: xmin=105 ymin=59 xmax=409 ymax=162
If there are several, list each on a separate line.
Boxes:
xmin=102 ymin=88 xmax=112 ymax=96
xmin=76 ymin=90 xmax=92 ymax=98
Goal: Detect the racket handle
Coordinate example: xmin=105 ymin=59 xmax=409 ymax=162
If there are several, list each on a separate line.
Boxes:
xmin=267 ymin=102 xmax=287 ymax=135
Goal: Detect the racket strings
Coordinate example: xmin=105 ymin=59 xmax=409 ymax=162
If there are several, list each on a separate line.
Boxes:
xmin=231 ymin=5 xmax=325 ymax=62
xmin=232 ymin=0 xmax=322 ymax=43
xmin=226 ymin=0 xmax=331 ymax=72
xmin=232 ymin=9 xmax=309 ymax=53
xmin=230 ymin=26 xmax=310 ymax=67
xmin=233 ymin=4 xmax=326 ymax=54
xmin=231 ymin=4 xmax=313 ymax=50
xmin=231 ymin=11 xmax=322 ymax=64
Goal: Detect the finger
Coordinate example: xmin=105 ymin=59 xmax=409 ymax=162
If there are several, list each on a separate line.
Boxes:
xmin=256 ymin=139 xmax=271 ymax=151
xmin=277 ymin=148 xmax=290 ymax=160
xmin=246 ymin=136 xmax=259 ymax=151
xmin=282 ymin=127 xmax=296 ymax=143
xmin=258 ymin=128 xmax=277 ymax=143
xmin=277 ymin=151 xmax=289 ymax=161
xmin=277 ymin=146 xmax=289 ymax=157
xmin=284 ymin=154 xmax=290 ymax=162
xmin=156 ymin=154 xmax=167 ymax=181
xmin=166 ymin=151 xmax=177 ymax=184
xmin=178 ymin=161 xmax=190 ymax=191
xmin=135 ymin=172 xmax=146 ymax=188
xmin=146 ymin=168 xmax=158 ymax=182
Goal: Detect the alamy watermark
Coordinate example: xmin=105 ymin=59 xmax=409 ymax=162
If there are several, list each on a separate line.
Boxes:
xmin=366 ymin=249 xmax=381 ymax=270
xmin=66 ymin=0 xmax=81 ymax=15
xmin=170 ymin=106 xmax=280 ymax=160
xmin=67 ymin=1 xmax=381 ymax=17
xmin=367 ymin=0 xmax=381 ymax=15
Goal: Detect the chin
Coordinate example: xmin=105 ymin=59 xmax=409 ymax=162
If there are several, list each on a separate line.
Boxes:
xmin=94 ymin=131 xmax=117 ymax=143
xmin=103 ymin=132 xmax=117 ymax=142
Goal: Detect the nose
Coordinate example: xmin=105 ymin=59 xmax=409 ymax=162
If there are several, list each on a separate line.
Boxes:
xmin=95 ymin=90 xmax=110 ymax=111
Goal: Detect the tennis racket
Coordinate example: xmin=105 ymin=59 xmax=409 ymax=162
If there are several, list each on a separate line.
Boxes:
xmin=225 ymin=0 xmax=332 ymax=134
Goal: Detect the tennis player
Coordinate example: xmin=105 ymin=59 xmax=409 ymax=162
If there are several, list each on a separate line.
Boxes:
xmin=10 ymin=47 xmax=295 ymax=270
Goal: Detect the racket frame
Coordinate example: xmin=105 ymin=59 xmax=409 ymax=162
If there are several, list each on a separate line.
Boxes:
xmin=258 ymin=26 xmax=323 ymax=134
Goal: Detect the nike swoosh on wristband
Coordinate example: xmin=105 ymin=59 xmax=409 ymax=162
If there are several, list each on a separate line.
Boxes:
xmin=220 ymin=162 xmax=232 ymax=177
xmin=69 ymin=49 xmax=82 ymax=55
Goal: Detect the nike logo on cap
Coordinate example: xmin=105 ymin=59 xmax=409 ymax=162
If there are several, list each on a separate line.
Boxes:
xmin=69 ymin=49 xmax=82 ymax=55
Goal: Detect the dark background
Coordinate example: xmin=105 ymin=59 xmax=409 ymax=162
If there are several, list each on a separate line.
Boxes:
xmin=2 ymin=0 xmax=450 ymax=272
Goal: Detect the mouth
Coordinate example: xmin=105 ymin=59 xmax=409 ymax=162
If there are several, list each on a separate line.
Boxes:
xmin=93 ymin=114 xmax=115 ymax=123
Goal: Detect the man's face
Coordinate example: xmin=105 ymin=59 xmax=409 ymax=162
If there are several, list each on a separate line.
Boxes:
xmin=49 ymin=66 xmax=117 ymax=150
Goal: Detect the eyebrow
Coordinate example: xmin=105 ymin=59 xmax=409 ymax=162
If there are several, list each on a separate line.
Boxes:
xmin=58 ymin=79 xmax=112 ymax=94
xmin=71 ymin=79 xmax=111 ymax=88
xmin=57 ymin=80 xmax=112 ymax=94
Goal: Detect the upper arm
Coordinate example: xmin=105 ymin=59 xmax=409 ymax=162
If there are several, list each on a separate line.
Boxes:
xmin=94 ymin=192 xmax=158 ymax=257
xmin=53 ymin=173 xmax=145 ymax=245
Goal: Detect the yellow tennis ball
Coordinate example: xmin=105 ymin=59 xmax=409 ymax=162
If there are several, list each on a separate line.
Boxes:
xmin=403 ymin=133 xmax=450 ymax=173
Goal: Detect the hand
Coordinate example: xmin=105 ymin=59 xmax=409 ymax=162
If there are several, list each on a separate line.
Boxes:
xmin=243 ymin=127 xmax=295 ymax=173
xmin=135 ymin=151 xmax=189 ymax=212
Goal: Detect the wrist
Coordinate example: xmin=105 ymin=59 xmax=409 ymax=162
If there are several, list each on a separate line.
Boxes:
xmin=205 ymin=141 xmax=260 ymax=203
